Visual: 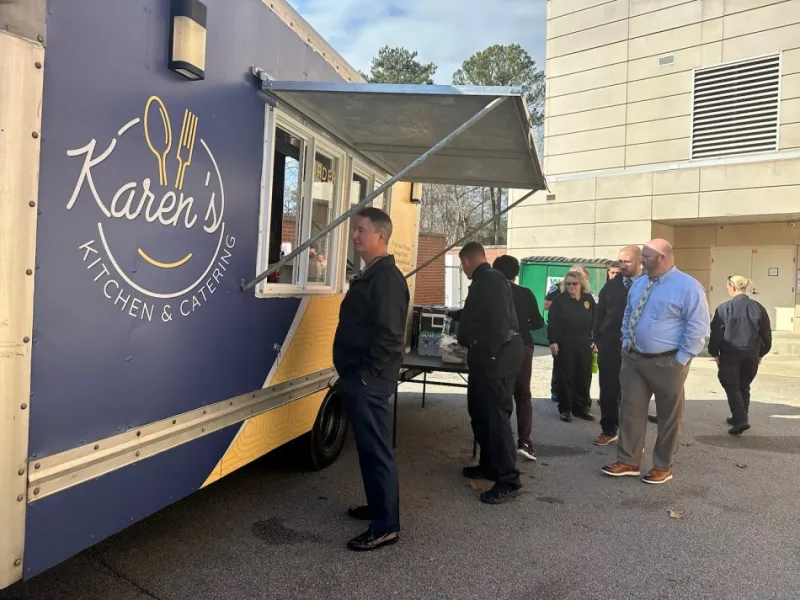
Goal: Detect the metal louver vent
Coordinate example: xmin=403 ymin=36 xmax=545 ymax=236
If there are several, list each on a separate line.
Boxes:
xmin=691 ymin=54 xmax=780 ymax=159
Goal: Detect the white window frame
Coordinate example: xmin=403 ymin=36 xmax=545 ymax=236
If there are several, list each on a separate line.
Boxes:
xmin=255 ymin=104 xmax=395 ymax=298
xmin=304 ymin=134 xmax=347 ymax=291
xmin=255 ymin=107 xmax=347 ymax=297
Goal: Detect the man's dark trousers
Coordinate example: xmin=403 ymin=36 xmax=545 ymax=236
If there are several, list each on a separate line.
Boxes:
xmin=717 ymin=349 xmax=759 ymax=426
xmin=342 ymin=374 xmax=400 ymax=535
xmin=598 ymin=344 xmax=622 ymax=435
xmin=467 ymin=336 xmax=524 ymax=486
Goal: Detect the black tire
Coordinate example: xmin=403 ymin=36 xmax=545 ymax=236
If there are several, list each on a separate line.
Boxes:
xmin=291 ymin=383 xmax=349 ymax=471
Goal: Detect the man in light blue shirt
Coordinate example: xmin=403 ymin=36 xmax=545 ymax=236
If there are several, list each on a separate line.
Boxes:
xmin=602 ymin=239 xmax=709 ymax=485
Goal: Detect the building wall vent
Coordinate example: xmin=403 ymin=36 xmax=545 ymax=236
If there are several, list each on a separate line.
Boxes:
xmin=658 ymin=54 xmax=675 ymax=66
xmin=691 ymin=54 xmax=781 ymax=159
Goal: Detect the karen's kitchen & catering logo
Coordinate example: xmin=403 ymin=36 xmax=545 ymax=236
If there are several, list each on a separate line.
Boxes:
xmin=65 ymin=96 xmax=235 ymax=323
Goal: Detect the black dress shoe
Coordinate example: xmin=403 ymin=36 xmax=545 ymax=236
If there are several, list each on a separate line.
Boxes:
xmin=727 ymin=414 xmax=747 ymax=425
xmin=346 ymin=529 xmax=399 ymax=551
xmin=560 ymin=412 xmax=573 ymax=422
xmin=347 ymin=505 xmax=371 ymax=520
xmin=462 ymin=466 xmax=496 ymax=481
xmin=729 ymin=423 xmax=751 ymax=436
xmin=648 ymin=414 xmax=658 ymax=424
xmin=479 ymin=483 xmax=521 ymax=505
xmin=573 ymin=411 xmax=595 ymax=422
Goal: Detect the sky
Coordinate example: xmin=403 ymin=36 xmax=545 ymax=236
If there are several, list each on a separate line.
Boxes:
xmin=287 ymin=0 xmax=548 ymax=84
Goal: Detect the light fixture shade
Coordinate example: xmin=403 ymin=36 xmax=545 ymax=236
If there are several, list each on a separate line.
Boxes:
xmin=410 ymin=182 xmax=423 ymax=204
xmin=168 ymin=0 xmax=207 ymax=81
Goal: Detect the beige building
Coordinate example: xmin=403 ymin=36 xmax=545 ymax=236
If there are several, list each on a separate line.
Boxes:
xmin=508 ymin=0 xmax=800 ymax=333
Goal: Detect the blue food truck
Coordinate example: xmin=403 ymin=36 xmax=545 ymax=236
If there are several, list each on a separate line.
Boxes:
xmin=0 ymin=0 xmax=544 ymax=587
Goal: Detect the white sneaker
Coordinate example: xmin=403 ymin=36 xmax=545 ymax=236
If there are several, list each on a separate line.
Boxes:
xmin=517 ymin=444 xmax=537 ymax=461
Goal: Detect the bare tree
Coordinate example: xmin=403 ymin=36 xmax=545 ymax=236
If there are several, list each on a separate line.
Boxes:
xmin=420 ymin=185 xmax=508 ymax=246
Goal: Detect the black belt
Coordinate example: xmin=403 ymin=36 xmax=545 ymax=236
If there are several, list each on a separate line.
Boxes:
xmin=628 ymin=347 xmax=678 ymax=358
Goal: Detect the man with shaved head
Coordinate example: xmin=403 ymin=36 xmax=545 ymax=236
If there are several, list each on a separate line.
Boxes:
xmin=592 ymin=245 xmax=642 ymax=446
xmin=602 ymin=239 xmax=709 ymax=485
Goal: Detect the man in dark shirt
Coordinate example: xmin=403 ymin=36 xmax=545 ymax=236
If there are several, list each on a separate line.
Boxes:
xmin=708 ymin=275 xmax=772 ymax=435
xmin=333 ymin=207 xmax=409 ymax=551
xmin=493 ymin=255 xmax=545 ymax=461
xmin=593 ymin=247 xmax=642 ymax=445
xmin=449 ymin=242 xmax=524 ymax=504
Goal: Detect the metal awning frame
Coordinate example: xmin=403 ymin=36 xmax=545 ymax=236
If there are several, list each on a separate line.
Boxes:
xmin=242 ymin=91 xmax=539 ymax=292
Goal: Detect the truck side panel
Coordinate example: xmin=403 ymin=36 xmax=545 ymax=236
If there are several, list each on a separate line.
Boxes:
xmin=24 ymin=0 xmax=346 ymax=580
xmin=24 ymin=425 xmax=239 ymax=578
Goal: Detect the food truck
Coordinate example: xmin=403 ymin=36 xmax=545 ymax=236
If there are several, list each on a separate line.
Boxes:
xmin=0 ymin=0 xmax=545 ymax=587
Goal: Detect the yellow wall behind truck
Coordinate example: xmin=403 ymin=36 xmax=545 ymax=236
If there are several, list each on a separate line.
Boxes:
xmin=202 ymin=181 xmax=419 ymax=486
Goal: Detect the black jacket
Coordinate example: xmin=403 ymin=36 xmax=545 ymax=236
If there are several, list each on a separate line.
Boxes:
xmin=450 ymin=263 xmax=519 ymax=357
xmin=511 ymin=282 xmax=545 ymax=347
xmin=333 ymin=254 xmax=410 ymax=382
xmin=547 ymin=292 xmax=596 ymax=346
xmin=593 ymin=275 xmax=631 ymax=349
xmin=708 ymin=294 xmax=772 ymax=359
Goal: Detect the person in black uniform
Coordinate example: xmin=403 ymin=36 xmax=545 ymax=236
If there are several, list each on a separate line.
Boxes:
xmin=333 ymin=207 xmax=409 ymax=551
xmin=492 ymin=255 xmax=545 ymax=461
xmin=448 ymin=242 xmax=524 ymax=504
xmin=547 ymin=270 xmax=596 ymax=422
xmin=708 ymin=275 xmax=772 ymax=435
xmin=544 ymin=264 xmax=596 ymax=405
xmin=592 ymin=247 xmax=642 ymax=446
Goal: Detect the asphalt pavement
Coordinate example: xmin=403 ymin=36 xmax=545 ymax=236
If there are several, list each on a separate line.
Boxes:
xmin=3 ymin=348 xmax=799 ymax=600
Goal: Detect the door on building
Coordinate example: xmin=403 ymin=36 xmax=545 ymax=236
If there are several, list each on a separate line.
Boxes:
xmin=710 ymin=246 xmax=797 ymax=332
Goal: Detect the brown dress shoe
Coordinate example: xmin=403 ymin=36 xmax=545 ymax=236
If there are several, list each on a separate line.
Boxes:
xmin=594 ymin=433 xmax=618 ymax=446
xmin=601 ymin=462 xmax=640 ymax=477
xmin=642 ymin=469 xmax=673 ymax=485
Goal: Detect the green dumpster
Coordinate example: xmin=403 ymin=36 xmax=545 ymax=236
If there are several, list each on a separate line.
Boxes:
xmin=518 ymin=256 xmax=614 ymax=346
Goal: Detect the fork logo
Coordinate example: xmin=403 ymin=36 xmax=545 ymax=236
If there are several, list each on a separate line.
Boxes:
xmin=65 ymin=95 xmax=235 ymax=323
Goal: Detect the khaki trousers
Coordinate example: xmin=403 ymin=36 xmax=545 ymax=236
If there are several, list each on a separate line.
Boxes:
xmin=617 ymin=350 xmax=691 ymax=470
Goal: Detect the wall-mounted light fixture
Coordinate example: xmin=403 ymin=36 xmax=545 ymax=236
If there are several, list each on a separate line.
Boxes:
xmin=168 ymin=0 xmax=208 ymax=81
xmin=410 ymin=182 xmax=423 ymax=204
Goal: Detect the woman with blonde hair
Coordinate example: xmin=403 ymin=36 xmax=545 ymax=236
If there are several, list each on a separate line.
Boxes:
xmin=708 ymin=275 xmax=772 ymax=435
xmin=547 ymin=270 xmax=597 ymax=422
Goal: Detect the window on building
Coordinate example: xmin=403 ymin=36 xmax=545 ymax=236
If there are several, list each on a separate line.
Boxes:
xmin=691 ymin=54 xmax=781 ymax=159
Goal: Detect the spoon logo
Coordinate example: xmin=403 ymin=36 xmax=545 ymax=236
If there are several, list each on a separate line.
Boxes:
xmin=66 ymin=95 xmax=235 ymax=323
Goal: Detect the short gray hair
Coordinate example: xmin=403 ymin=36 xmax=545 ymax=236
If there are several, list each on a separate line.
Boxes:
xmin=356 ymin=207 xmax=393 ymax=241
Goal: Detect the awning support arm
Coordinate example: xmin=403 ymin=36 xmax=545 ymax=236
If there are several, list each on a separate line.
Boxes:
xmin=404 ymin=188 xmax=537 ymax=279
xmin=240 ymin=96 xmax=509 ymax=292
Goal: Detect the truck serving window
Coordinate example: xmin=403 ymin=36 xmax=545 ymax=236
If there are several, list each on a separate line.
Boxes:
xmin=257 ymin=105 xmax=395 ymax=297
xmin=256 ymin=107 xmax=350 ymax=296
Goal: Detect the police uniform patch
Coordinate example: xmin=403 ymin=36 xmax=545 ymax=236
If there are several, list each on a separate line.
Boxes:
xmin=584 ymin=301 xmax=590 ymax=309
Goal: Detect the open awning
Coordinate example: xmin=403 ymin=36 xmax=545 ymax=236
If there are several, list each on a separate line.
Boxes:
xmin=261 ymin=81 xmax=546 ymax=191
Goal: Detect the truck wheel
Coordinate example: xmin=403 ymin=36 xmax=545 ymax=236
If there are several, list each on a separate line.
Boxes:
xmin=293 ymin=384 xmax=349 ymax=471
